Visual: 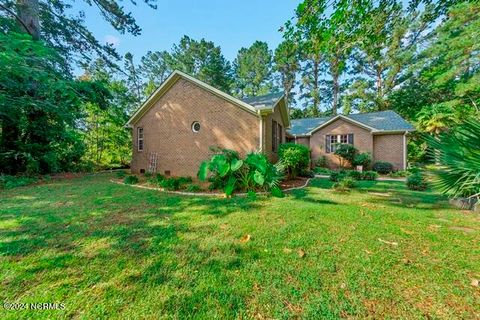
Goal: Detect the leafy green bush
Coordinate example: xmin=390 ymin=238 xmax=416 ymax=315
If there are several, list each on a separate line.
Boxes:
xmin=0 ymin=175 xmax=38 ymax=189
xmin=198 ymin=148 xmax=284 ymax=196
xmin=372 ymin=161 xmax=394 ymax=174
xmin=178 ymin=176 xmax=193 ymax=185
xmin=160 ymin=178 xmax=181 ymax=191
xmin=346 ymin=170 xmax=363 ymax=180
xmin=334 ymin=144 xmax=358 ymax=167
xmin=278 ymin=143 xmax=310 ymax=178
xmin=406 ymin=172 xmax=428 ymax=191
xmin=361 ymin=171 xmax=379 ymax=181
xmin=300 ymin=169 xmax=315 ymax=178
xmin=186 ymin=184 xmax=202 ymax=192
xmin=329 ymin=170 xmax=347 ymax=182
xmin=426 ymin=119 xmax=480 ymax=198
xmin=333 ymin=177 xmax=356 ymax=191
xmin=116 ymin=170 xmax=127 ymax=178
xmin=388 ymin=170 xmax=409 ymax=178
xmin=313 ymin=167 xmax=332 ymax=175
xmin=124 ymin=175 xmax=139 ymax=185
xmin=315 ymin=156 xmax=327 ymax=168
xmin=353 ymin=152 xmax=372 ymax=168
xmin=144 ymin=171 xmax=152 ymax=178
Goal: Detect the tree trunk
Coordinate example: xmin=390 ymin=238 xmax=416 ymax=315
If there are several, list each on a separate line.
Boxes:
xmin=312 ymin=58 xmax=320 ymax=117
xmin=16 ymin=0 xmax=41 ymax=40
xmin=331 ymin=59 xmax=339 ymax=115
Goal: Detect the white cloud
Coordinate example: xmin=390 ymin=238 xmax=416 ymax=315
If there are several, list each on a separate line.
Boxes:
xmin=104 ymin=35 xmax=120 ymax=47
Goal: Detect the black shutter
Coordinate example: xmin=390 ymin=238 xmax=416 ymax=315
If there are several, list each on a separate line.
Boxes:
xmin=326 ymin=135 xmax=331 ymax=153
xmin=348 ymin=134 xmax=354 ymax=145
xmin=272 ymin=120 xmax=277 ymax=152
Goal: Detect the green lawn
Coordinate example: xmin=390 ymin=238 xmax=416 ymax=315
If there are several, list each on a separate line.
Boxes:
xmin=0 ymin=174 xmax=479 ymax=319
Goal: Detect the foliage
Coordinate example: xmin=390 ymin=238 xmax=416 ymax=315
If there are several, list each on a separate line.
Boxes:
xmin=315 ymin=156 xmax=328 ymax=168
xmin=278 ymin=143 xmax=310 ymax=179
xmin=0 ymin=0 xmax=157 ymax=69
xmin=233 ymin=41 xmax=274 ymax=97
xmin=332 ymin=177 xmax=356 ymax=191
xmin=160 ymin=178 xmax=181 ymax=191
xmin=373 ymin=161 xmax=394 ymax=174
xmin=334 ymin=144 xmax=358 ymax=167
xmin=198 ymin=148 xmax=284 ymax=196
xmin=0 ymin=32 xmax=109 ymax=175
xmin=299 ymin=169 xmax=315 ymax=178
xmin=389 ymin=170 xmax=410 ymax=178
xmin=426 ymin=119 xmax=480 ymax=198
xmin=169 ymin=36 xmax=233 ymax=93
xmin=0 ymin=175 xmax=37 ymax=189
xmin=124 ymin=175 xmax=139 ymax=185
xmin=353 ymin=152 xmax=372 ymax=168
xmin=273 ymin=40 xmax=299 ymax=104
xmin=186 ymin=184 xmax=202 ymax=193
xmin=116 ymin=170 xmax=127 ymax=178
xmin=406 ymin=172 xmax=428 ymax=191
xmin=361 ymin=171 xmax=379 ymax=181
xmin=330 ymin=169 xmax=378 ymax=182
xmin=313 ymin=167 xmax=332 ymax=175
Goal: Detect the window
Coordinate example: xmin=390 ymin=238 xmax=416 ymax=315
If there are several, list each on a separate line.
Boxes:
xmin=137 ymin=127 xmax=144 ymax=151
xmin=191 ymin=121 xmax=200 ymax=133
xmin=326 ymin=134 xmax=353 ymax=153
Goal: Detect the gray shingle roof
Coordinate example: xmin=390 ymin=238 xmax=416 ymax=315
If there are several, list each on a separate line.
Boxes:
xmin=288 ymin=110 xmax=415 ymax=136
xmin=241 ymin=92 xmax=284 ymax=110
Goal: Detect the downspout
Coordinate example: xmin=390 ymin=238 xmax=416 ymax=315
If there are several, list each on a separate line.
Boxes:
xmin=259 ymin=115 xmax=264 ymax=152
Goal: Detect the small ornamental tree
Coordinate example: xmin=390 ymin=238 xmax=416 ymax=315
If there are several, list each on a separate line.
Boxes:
xmin=278 ymin=143 xmax=310 ymax=179
xmin=334 ymin=144 xmax=358 ymax=168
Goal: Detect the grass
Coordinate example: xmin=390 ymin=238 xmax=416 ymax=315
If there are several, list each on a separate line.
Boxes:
xmin=0 ymin=173 xmax=479 ymax=319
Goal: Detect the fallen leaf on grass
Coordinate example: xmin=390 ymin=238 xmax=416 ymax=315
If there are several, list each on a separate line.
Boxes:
xmin=283 ymin=248 xmax=292 ymax=254
xmin=284 ymin=300 xmax=303 ymax=313
xmin=364 ymin=249 xmax=373 ymax=255
xmin=402 ymin=258 xmax=412 ymax=265
xmin=240 ymin=234 xmax=251 ymax=243
xmin=400 ymin=228 xmax=413 ymax=235
xmin=471 ymin=279 xmax=479 ymax=287
xmin=297 ymin=249 xmax=306 ymax=258
xmin=378 ymin=238 xmax=398 ymax=246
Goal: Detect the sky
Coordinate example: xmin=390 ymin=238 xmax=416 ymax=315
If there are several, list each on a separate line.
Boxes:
xmin=75 ymin=0 xmax=300 ymax=66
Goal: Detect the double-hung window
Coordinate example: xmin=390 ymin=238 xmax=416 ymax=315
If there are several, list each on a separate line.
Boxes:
xmin=326 ymin=134 xmax=353 ymax=153
xmin=272 ymin=120 xmax=283 ymax=153
xmin=137 ymin=127 xmax=144 ymax=151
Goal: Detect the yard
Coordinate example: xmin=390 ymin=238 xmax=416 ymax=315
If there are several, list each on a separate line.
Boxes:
xmin=0 ymin=173 xmax=479 ymax=319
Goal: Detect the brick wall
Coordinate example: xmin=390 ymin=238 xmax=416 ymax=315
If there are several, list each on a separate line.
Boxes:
xmin=373 ymin=134 xmax=405 ymax=170
xmin=131 ymin=78 xmax=260 ymax=177
xmin=263 ymin=104 xmax=286 ymax=162
xmin=309 ymin=118 xmax=373 ymax=168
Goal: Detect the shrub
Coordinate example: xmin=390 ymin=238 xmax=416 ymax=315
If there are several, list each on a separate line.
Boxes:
xmin=333 ymin=177 xmax=356 ymax=191
xmin=315 ymin=156 xmax=327 ymax=168
xmin=161 ymin=178 xmax=181 ymax=191
xmin=178 ymin=176 xmax=193 ymax=185
xmin=313 ymin=167 xmax=332 ymax=175
xmin=155 ymin=173 xmax=165 ymax=182
xmin=353 ymin=152 xmax=372 ymax=168
xmin=300 ymin=169 xmax=315 ymax=178
xmin=346 ymin=170 xmax=363 ymax=180
xmin=372 ymin=161 xmax=394 ymax=174
xmin=124 ymin=175 xmax=139 ymax=185
xmin=361 ymin=171 xmax=379 ymax=181
xmin=389 ymin=170 xmax=409 ymax=178
xmin=186 ymin=184 xmax=202 ymax=192
xmin=144 ymin=171 xmax=153 ymax=178
xmin=329 ymin=170 xmax=347 ymax=182
xmin=0 ymin=175 xmax=38 ymax=189
xmin=198 ymin=148 xmax=284 ymax=196
xmin=334 ymin=144 xmax=358 ymax=167
xmin=278 ymin=143 xmax=310 ymax=178
xmin=407 ymin=173 xmax=428 ymax=191
xmin=116 ymin=170 xmax=127 ymax=178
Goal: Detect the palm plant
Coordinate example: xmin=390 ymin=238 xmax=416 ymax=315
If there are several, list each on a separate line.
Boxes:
xmin=426 ymin=119 xmax=480 ymax=199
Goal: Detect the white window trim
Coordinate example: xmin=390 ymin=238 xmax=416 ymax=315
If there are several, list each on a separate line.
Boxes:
xmin=137 ymin=127 xmax=144 ymax=152
xmin=330 ymin=134 xmax=348 ymax=152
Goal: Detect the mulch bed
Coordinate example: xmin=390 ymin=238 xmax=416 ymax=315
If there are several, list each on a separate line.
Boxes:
xmin=279 ymin=177 xmax=309 ymax=190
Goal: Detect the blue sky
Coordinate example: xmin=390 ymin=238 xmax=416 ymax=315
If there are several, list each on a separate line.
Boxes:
xmin=76 ymin=0 xmax=300 ymax=64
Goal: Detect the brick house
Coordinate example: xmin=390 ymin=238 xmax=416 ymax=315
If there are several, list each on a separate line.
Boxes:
xmin=126 ymin=70 xmax=289 ymax=177
xmin=126 ymin=70 xmax=414 ymax=176
xmin=288 ymin=111 xmax=415 ymax=170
